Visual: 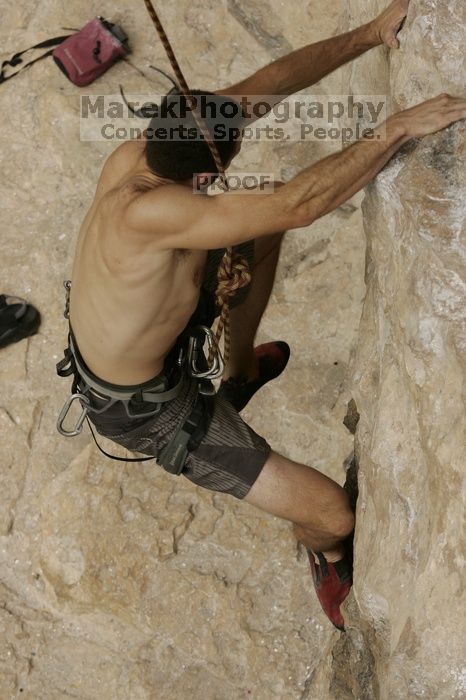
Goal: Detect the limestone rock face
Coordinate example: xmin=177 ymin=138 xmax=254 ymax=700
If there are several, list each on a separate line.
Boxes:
xmin=307 ymin=1 xmax=466 ymax=698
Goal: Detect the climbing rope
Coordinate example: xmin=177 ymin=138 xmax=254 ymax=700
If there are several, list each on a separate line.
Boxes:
xmin=142 ymin=0 xmax=251 ymax=364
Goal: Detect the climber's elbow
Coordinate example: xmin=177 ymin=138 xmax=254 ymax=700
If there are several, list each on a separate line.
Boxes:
xmin=288 ymin=199 xmax=322 ymax=229
xmin=278 ymin=184 xmax=323 ymax=229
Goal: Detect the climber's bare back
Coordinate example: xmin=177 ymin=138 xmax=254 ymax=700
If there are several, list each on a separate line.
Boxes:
xmin=69 ymin=136 xmax=291 ymax=387
xmin=69 ymin=140 xmax=208 ymax=385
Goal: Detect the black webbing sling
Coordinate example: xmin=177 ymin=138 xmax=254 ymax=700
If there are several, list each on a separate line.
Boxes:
xmin=0 ymin=35 xmax=72 ymax=84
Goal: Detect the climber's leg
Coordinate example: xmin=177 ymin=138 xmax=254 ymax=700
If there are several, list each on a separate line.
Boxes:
xmin=243 ymin=451 xmax=354 ymax=631
xmin=244 ymin=450 xmax=354 ymax=557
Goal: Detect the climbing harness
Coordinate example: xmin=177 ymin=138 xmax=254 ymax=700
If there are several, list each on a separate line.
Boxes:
xmin=56 ymin=281 xmax=217 ymax=473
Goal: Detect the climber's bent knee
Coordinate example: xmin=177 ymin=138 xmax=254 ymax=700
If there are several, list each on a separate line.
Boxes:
xmin=293 ymin=511 xmax=354 ymax=543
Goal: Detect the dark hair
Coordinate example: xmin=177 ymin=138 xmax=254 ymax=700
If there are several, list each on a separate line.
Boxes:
xmin=145 ymin=89 xmax=243 ymax=181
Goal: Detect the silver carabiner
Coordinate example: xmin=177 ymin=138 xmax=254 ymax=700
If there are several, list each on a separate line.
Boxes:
xmin=57 ymin=393 xmax=90 ymax=437
xmin=187 ymin=325 xmax=224 ymax=380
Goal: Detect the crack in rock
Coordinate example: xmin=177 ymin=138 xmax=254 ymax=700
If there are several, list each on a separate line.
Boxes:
xmin=26 ymin=401 xmax=43 ymax=450
xmin=226 ymin=0 xmax=293 ymax=57
xmin=172 ymin=504 xmax=196 ymax=555
xmin=0 ymin=406 xmax=17 ymax=425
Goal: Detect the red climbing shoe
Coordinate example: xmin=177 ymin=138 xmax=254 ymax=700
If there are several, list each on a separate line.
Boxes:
xmin=218 ymin=341 xmax=290 ymax=412
xmin=307 ymin=549 xmax=353 ymax=631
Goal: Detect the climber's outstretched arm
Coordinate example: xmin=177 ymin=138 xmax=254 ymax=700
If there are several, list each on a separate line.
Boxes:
xmin=126 ymin=95 xmax=466 ymax=250
xmin=215 ymin=0 xmax=411 ymax=120
xmin=281 ymin=93 xmax=466 ymax=221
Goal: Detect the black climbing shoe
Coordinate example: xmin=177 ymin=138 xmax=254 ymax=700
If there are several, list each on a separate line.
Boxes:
xmin=0 ymin=295 xmax=41 ymax=349
xmin=218 ymin=340 xmax=290 ymax=412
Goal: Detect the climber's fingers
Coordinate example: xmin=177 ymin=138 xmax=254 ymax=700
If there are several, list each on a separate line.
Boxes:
xmin=425 ymin=94 xmax=466 ymax=130
xmin=391 ymin=94 xmax=466 ymax=139
xmin=376 ymin=0 xmax=411 ymax=50
xmin=443 ymin=96 xmax=466 ymax=112
xmin=434 ymin=94 xmax=466 ymax=119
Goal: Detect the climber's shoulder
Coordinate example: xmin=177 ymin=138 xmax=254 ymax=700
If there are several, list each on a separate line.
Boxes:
xmin=124 ymin=181 xmax=293 ymax=251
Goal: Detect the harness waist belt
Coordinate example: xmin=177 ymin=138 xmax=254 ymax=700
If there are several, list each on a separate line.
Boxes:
xmin=56 ymin=324 xmax=215 ymax=476
xmin=68 ymin=333 xmax=183 ymax=404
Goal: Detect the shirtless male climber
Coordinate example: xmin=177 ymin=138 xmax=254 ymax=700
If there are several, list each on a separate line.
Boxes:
xmin=58 ymin=0 xmax=466 ymax=630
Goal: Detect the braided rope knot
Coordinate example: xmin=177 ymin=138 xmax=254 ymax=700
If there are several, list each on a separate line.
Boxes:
xmin=207 ymin=250 xmax=252 ymax=365
xmin=215 ymin=253 xmax=252 ymax=309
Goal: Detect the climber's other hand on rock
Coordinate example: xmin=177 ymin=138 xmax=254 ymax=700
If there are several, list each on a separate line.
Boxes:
xmin=388 ymin=93 xmax=466 ymax=140
xmin=372 ymin=0 xmax=410 ymax=49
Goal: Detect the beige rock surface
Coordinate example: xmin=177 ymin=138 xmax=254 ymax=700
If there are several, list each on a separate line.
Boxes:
xmin=0 ymin=1 xmax=366 ymax=698
xmin=306 ymin=1 xmax=466 ymax=699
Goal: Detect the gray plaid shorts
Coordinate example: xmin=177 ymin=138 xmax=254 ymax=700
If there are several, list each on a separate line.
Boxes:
xmin=88 ymin=371 xmax=271 ymax=500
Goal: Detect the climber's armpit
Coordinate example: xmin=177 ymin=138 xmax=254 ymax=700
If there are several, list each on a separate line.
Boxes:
xmin=124 ymin=183 xmax=298 ymax=250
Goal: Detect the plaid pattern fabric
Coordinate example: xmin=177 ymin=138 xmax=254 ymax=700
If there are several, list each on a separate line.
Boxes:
xmin=88 ymin=371 xmax=270 ymax=499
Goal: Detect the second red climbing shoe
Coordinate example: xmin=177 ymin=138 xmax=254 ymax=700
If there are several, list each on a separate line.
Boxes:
xmin=218 ymin=340 xmax=290 ymax=412
xmin=307 ymin=549 xmax=353 ymax=631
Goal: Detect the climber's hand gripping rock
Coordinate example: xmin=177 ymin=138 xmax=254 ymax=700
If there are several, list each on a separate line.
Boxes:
xmin=389 ymin=93 xmax=466 ymax=139
xmin=372 ymin=0 xmax=411 ymax=49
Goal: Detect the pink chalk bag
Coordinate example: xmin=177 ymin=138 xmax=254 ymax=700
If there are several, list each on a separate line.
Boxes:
xmin=0 ymin=17 xmax=129 ymax=86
